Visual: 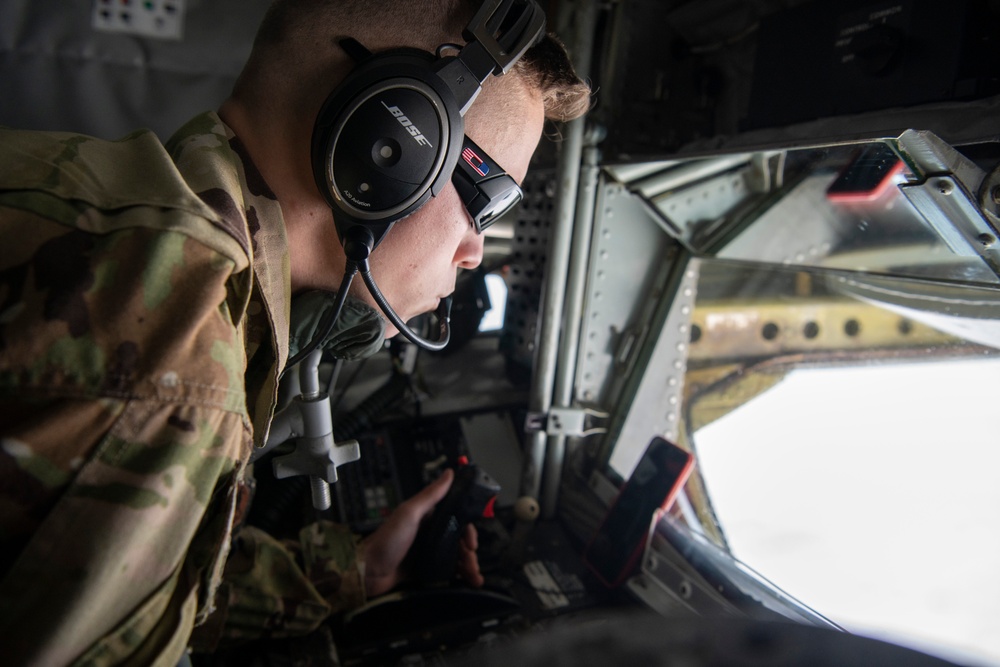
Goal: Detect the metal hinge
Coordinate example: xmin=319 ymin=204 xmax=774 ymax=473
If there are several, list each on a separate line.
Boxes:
xmin=525 ymin=407 xmax=609 ymax=437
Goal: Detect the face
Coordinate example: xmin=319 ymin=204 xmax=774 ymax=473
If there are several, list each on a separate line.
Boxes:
xmin=359 ymin=80 xmax=545 ymax=337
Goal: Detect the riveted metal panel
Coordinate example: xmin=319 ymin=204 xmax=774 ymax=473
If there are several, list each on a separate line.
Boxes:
xmin=575 ymin=174 xmax=680 ymax=406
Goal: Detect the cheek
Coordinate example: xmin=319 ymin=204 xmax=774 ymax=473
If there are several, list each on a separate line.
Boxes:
xmin=371 ymin=195 xmax=465 ymax=277
xmin=386 ymin=221 xmax=450 ymax=271
xmin=401 ymin=192 xmax=467 ymax=258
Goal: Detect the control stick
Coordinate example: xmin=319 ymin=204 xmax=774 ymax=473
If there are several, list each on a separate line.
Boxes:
xmin=411 ymin=461 xmax=501 ymax=584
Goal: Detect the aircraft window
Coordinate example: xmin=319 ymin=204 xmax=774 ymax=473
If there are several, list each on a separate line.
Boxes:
xmin=624 ymin=138 xmax=1000 ymax=287
xmin=684 ymin=259 xmax=1000 ymax=666
xmin=479 ymin=271 xmax=508 ymax=332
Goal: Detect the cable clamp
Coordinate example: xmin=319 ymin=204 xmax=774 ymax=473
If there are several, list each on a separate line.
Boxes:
xmin=525 ymin=407 xmax=609 ymax=437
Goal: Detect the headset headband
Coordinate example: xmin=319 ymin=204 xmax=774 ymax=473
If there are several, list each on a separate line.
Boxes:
xmin=437 ymin=0 xmax=546 ymax=113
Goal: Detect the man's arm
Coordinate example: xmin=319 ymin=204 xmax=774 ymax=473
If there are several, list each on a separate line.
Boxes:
xmin=0 ymin=211 xmax=252 ymax=665
xmin=189 ymin=469 xmax=484 ymax=652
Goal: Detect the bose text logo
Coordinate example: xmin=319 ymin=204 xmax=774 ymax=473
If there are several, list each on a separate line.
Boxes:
xmin=382 ymin=102 xmax=433 ymax=147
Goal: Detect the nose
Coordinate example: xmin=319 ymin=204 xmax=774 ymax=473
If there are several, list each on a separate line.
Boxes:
xmin=455 ymin=223 xmax=485 ymax=269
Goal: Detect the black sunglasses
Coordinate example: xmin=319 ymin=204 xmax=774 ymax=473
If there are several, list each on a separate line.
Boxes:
xmin=451 ymin=135 xmax=523 ymax=233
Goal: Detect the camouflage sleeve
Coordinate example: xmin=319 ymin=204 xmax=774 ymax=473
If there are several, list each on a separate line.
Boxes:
xmin=299 ymin=520 xmax=367 ymax=614
xmin=189 ymin=521 xmax=367 ymax=652
xmin=0 ymin=210 xmax=252 ymax=666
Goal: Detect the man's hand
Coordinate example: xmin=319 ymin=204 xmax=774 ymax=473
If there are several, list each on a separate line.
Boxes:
xmin=457 ymin=519 xmax=483 ymax=589
xmin=360 ymin=468 xmax=484 ymax=598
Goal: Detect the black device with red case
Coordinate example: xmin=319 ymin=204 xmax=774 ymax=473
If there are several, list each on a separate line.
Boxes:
xmin=584 ymin=436 xmax=695 ymax=588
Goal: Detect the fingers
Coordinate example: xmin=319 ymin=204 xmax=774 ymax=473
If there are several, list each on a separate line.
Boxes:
xmin=363 ymin=470 xmax=490 ymax=596
xmin=461 ymin=522 xmax=478 ymax=552
xmin=403 ymin=468 xmax=454 ymax=519
xmin=458 ymin=523 xmax=484 ymax=588
xmin=362 ymin=471 xmax=454 ymax=596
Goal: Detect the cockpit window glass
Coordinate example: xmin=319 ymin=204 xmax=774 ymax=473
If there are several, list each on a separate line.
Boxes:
xmin=713 ymin=143 xmax=1000 ymax=285
xmin=479 ymin=272 xmax=508 ymax=332
xmin=685 ymin=258 xmax=1000 ymax=666
xmin=619 ymin=139 xmax=1000 ymax=287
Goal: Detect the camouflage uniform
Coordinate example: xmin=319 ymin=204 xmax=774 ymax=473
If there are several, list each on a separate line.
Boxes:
xmin=0 ymin=113 xmax=366 ymax=665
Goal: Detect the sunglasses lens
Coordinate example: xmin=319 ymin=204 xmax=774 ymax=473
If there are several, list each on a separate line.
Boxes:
xmin=476 ymin=186 xmax=522 ymax=232
xmin=453 ymin=136 xmax=523 ymax=233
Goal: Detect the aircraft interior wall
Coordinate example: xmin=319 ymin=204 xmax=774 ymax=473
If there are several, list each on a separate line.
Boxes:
xmin=0 ymin=0 xmax=268 ymax=139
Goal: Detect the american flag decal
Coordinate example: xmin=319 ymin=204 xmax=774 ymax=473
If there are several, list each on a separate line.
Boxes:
xmin=462 ymin=147 xmax=490 ymax=177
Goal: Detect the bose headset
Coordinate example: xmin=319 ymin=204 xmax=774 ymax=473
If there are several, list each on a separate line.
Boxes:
xmin=286 ymin=0 xmax=545 ymax=367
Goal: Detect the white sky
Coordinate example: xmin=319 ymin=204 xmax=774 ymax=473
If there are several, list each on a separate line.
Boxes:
xmin=694 ymin=358 xmax=1000 ymax=667
xmin=479 ymin=273 xmax=508 ymax=332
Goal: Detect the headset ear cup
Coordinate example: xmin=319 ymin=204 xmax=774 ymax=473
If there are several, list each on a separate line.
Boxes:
xmin=332 ymin=82 xmax=445 ymax=214
xmin=311 ymin=50 xmax=465 ymax=241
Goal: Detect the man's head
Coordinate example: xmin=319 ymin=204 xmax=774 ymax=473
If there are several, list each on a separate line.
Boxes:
xmin=223 ymin=0 xmax=590 ymax=338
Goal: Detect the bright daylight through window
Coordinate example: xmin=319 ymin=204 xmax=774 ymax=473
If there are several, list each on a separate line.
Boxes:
xmin=686 ymin=258 xmax=1000 ymax=666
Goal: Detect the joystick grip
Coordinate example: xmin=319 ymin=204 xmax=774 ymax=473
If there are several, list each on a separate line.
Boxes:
xmin=412 ymin=464 xmax=500 ymax=584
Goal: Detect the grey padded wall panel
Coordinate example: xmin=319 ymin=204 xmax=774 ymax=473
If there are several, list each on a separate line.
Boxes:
xmin=0 ymin=0 xmax=270 ymax=139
